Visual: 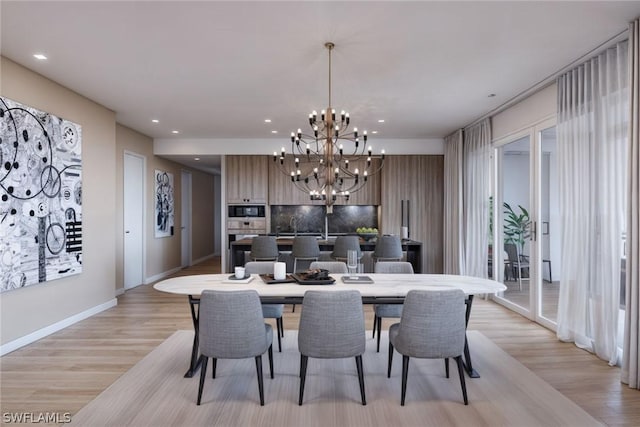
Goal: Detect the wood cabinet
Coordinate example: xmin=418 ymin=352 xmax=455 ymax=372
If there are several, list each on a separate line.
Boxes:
xmin=226 ymin=155 xmax=268 ymax=204
xmin=268 ymin=155 xmax=380 ymax=205
xmin=380 ymin=155 xmax=444 ymax=273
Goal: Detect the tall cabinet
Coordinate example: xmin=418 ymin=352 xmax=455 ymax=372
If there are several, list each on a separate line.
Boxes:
xmin=380 ymin=155 xmax=444 ymax=273
xmin=226 ymin=155 xmax=268 ymax=204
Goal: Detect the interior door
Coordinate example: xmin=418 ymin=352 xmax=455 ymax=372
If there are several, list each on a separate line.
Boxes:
xmin=493 ymin=119 xmax=558 ymax=329
xmin=124 ymin=152 xmax=145 ymax=289
xmin=181 ymin=170 xmax=192 ymax=268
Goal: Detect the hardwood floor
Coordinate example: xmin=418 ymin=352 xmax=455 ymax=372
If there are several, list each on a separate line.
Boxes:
xmin=1 ymin=257 xmax=638 ymax=426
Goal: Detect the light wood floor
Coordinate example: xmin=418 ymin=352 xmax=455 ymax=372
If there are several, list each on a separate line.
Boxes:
xmin=1 ymin=257 xmax=638 ymax=426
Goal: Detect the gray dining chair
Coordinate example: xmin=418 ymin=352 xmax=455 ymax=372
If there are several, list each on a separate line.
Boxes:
xmin=197 ymin=290 xmax=274 ymax=406
xmin=309 ymin=261 xmax=349 ymax=273
xmin=298 ymin=290 xmax=367 ymax=405
xmin=387 ymin=289 xmax=468 ymax=406
xmin=244 ymin=261 xmax=285 ymax=352
xmin=330 ymin=235 xmax=362 ymax=262
xmin=504 ymin=242 xmax=529 ymax=291
xmin=250 ymin=236 xmax=280 ymax=261
xmin=291 ymin=236 xmax=321 ymax=273
xmin=372 ymin=235 xmax=403 ymax=263
xmin=372 ymin=261 xmax=414 ymax=352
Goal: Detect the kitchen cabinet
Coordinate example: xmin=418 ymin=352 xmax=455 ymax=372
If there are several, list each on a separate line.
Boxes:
xmin=268 ymin=155 xmax=380 ymax=205
xmin=226 ymin=155 xmax=268 ymax=204
xmin=380 ymin=155 xmax=444 ymax=273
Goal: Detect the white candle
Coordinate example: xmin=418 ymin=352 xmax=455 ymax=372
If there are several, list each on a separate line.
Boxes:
xmin=274 ymin=262 xmax=286 ymax=280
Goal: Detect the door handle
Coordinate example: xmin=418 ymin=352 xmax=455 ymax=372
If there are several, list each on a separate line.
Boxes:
xmin=125 ymin=230 xmax=130 ymax=234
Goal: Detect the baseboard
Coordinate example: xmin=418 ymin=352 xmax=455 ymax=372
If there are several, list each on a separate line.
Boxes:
xmin=0 ymin=298 xmax=118 ymax=356
xmin=191 ymin=252 xmax=217 ymax=266
xmin=115 ymin=287 xmax=126 ymax=296
xmin=144 ymin=266 xmax=183 ymax=285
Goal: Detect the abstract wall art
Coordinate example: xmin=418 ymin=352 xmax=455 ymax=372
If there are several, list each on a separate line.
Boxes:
xmin=0 ymin=96 xmax=83 ymax=293
xmin=154 ymin=169 xmax=174 ymax=238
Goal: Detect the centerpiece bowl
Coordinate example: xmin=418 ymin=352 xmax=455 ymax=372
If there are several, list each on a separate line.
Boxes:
xmin=357 ymin=232 xmax=378 ymax=241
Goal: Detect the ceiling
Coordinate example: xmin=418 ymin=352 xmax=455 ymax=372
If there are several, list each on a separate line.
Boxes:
xmin=2 ymin=1 xmax=639 ymax=174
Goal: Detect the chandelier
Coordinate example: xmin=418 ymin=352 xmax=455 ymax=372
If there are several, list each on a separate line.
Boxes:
xmin=273 ymin=42 xmax=384 ymax=213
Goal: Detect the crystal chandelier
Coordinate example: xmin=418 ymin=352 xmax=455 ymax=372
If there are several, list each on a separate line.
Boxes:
xmin=273 ymin=42 xmax=384 ymax=213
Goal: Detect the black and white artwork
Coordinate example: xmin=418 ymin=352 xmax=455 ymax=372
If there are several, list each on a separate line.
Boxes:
xmin=154 ymin=170 xmax=174 ymax=238
xmin=1 ymin=96 xmax=82 ymax=293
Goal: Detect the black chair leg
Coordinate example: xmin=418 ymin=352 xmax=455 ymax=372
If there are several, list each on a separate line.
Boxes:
xmin=276 ymin=319 xmax=282 ymax=352
xmin=268 ymin=344 xmax=274 ymax=379
xmin=292 ymin=304 xmax=296 ymax=313
xmin=387 ymin=343 xmax=394 ymax=378
xmin=355 ymin=355 xmax=366 ymax=405
xmin=372 ymin=315 xmax=377 ymax=338
xmin=401 ymin=355 xmax=410 ymax=406
xmin=299 ymin=354 xmax=308 ymax=405
xmin=279 ymin=317 xmax=284 ymax=338
xmin=444 ymin=358 xmax=449 ymax=378
xmin=376 ymin=316 xmax=383 ymax=352
xmin=197 ymin=356 xmax=208 ymax=405
xmin=455 ymin=355 xmax=469 ymax=405
xmin=212 ymin=358 xmax=217 ymax=379
xmin=255 ymin=355 xmax=265 ymax=406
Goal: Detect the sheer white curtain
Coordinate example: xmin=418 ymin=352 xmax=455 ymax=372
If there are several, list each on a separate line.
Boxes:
xmin=462 ymin=119 xmax=492 ymax=278
xmin=556 ymin=41 xmax=629 ymax=365
xmin=444 ymin=129 xmax=464 ymax=274
xmin=622 ymin=17 xmax=640 ymax=389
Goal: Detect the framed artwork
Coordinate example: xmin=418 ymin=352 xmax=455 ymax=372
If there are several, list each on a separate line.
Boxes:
xmin=154 ymin=170 xmax=174 ymax=238
xmin=0 ymin=96 xmax=83 ymax=293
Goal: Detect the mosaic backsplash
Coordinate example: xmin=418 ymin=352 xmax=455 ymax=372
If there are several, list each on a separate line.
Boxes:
xmin=270 ymin=205 xmax=378 ymax=234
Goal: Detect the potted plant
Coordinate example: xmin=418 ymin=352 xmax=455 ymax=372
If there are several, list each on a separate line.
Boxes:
xmin=503 ymin=202 xmax=530 ymax=253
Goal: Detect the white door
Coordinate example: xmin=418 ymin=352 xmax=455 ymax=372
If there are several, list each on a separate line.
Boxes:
xmin=181 ymin=170 xmax=192 ymax=267
xmin=124 ymin=152 xmax=145 ymax=289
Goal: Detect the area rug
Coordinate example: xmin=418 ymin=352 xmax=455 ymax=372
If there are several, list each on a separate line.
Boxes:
xmin=69 ymin=330 xmax=603 ymax=427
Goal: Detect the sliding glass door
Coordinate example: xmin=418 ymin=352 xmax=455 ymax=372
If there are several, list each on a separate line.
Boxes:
xmin=493 ymin=119 xmax=559 ymax=329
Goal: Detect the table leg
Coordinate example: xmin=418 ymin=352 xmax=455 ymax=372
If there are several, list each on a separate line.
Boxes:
xmin=462 ymin=295 xmax=480 ymax=378
xmin=184 ymin=295 xmax=203 ymax=378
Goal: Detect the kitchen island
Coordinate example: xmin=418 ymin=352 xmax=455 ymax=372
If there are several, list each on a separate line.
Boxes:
xmin=230 ymin=236 xmax=423 ymax=273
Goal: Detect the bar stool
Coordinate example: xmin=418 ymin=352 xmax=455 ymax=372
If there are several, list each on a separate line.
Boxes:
xmin=372 ymin=235 xmax=403 ymax=263
xmin=250 ymin=236 xmax=279 ymax=261
xmin=291 ymin=236 xmax=321 ymax=273
xmin=331 ymin=235 xmax=362 ymax=263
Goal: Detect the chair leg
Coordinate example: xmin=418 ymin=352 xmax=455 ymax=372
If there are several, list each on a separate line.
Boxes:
xmin=355 ymin=355 xmax=366 ymax=406
xmin=276 ymin=318 xmax=282 ymax=353
xmin=197 ymin=356 xmax=208 ymax=405
xmin=254 ymin=355 xmax=265 ymax=406
xmin=268 ymin=344 xmax=274 ymax=379
xmin=292 ymin=304 xmax=296 ymax=313
xmin=376 ymin=316 xmax=383 ymax=352
xmin=299 ymin=354 xmax=308 ymax=405
xmin=387 ymin=342 xmax=394 ymax=378
xmin=401 ymin=355 xmax=410 ymax=406
xmin=372 ymin=315 xmax=377 ymax=338
xmin=212 ymin=358 xmax=217 ymax=379
xmin=455 ymin=355 xmax=469 ymax=405
xmin=280 ymin=317 xmax=285 ymax=338
xmin=444 ymin=358 xmax=449 ymax=378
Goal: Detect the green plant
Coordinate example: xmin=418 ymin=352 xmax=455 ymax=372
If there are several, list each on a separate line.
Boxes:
xmin=503 ymin=202 xmax=530 ymax=252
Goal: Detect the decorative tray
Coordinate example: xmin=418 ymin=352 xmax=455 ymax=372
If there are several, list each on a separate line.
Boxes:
xmin=341 ymin=275 xmax=374 ymax=284
xmin=291 ymin=272 xmax=336 ymax=285
xmin=259 ymin=274 xmax=297 ymax=284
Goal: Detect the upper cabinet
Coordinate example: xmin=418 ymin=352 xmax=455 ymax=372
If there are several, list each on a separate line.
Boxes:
xmin=226 ymin=155 xmax=268 ymax=204
xmin=268 ymin=155 xmax=380 ymax=206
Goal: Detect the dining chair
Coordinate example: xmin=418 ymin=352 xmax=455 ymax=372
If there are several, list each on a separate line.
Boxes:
xmin=250 ymin=236 xmax=280 ymax=261
xmin=504 ymin=243 xmax=529 ymax=291
xmin=291 ymin=236 xmax=321 ymax=273
xmin=197 ymin=290 xmax=274 ymax=406
xmin=372 ymin=261 xmax=414 ymax=352
xmin=297 ymin=290 xmax=367 ymax=405
xmin=330 ymin=235 xmax=362 ymax=262
xmin=372 ymin=235 xmax=403 ymax=263
xmin=244 ymin=261 xmax=285 ymax=352
xmin=308 ymin=261 xmax=349 ymax=273
xmin=387 ymin=289 xmax=468 ymax=406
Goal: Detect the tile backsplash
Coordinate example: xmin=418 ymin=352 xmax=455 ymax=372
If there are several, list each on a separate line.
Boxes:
xmin=270 ymin=205 xmax=378 ymax=234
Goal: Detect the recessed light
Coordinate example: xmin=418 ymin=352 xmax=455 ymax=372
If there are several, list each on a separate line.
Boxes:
xmin=194 ymin=157 xmax=200 ymax=161
xmin=371 ymin=131 xmax=378 ymax=134
xmin=377 ymin=119 xmax=385 ymax=123
xmin=33 ymin=54 xmax=47 ymax=60
xmin=171 ymin=130 xmax=179 ymax=134
xmin=264 ymin=119 xmax=272 ymax=123
xmin=151 ymin=119 xmax=159 ymax=123
xmin=271 ymin=130 xmax=278 ymax=134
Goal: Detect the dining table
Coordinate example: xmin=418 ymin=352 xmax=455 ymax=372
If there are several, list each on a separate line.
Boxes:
xmin=153 ymin=273 xmax=506 ymax=379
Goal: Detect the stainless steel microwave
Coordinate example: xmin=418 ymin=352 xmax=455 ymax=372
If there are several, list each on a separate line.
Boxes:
xmin=228 ymin=205 xmax=266 ymax=218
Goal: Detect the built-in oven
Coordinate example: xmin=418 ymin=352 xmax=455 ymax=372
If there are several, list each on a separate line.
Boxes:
xmin=228 ymin=205 xmax=266 ymax=218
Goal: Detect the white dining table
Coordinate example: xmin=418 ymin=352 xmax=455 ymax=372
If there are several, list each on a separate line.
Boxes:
xmin=154 ymin=273 xmax=506 ymax=379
